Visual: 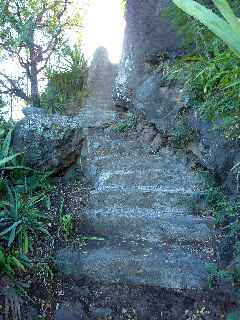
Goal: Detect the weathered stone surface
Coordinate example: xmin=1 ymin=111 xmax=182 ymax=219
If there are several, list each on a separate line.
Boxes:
xmin=12 ymin=49 xmax=123 ymax=172
xmin=113 ymin=0 xmax=184 ymax=107
xmin=87 ymin=148 xmax=189 ymax=176
xmin=55 ymin=241 xmax=213 ymax=290
xmin=80 ymin=207 xmax=213 ymax=243
xmin=134 ymin=73 xmax=184 ymax=132
xmin=54 ymin=302 xmax=86 ymax=320
xmin=187 ymin=110 xmax=240 ymax=195
xmin=88 ymin=189 xmax=200 ymax=211
xmin=87 ymin=47 xmax=118 ymax=112
xmin=12 ymin=109 xmax=84 ymax=172
xmin=96 ymin=169 xmax=203 ymax=194
xmin=113 ymin=0 xmax=240 ymax=198
xmin=89 ymin=306 xmax=113 ymax=320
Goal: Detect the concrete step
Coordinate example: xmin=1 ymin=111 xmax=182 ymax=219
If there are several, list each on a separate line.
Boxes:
xmin=55 ymin=240 xmax=215 ymax=290
xmin=75 ymin=110 xmax=121 ymax=128
xmin=87 ymin=148 xmax=189 ymax=173
xmin=88 ymin=188 xmax=203 ymax=210
xmin=85 ymin=149 xmax=200 ymax=182
xmin=79 ymin=207 xmax=214 ymax=244
xmin=96 ymin=169 xmax=204 ymax=193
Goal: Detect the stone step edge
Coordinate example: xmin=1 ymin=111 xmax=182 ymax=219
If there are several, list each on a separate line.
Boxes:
xmin=94 ymin=185 xmax=205 ymax=194
xmin=91 ymin=186 xmax=205 ymax=195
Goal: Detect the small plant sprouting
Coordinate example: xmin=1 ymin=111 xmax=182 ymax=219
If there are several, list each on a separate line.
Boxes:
xmin=170 ymin=116 xmax=194 ymax=148
xmin=113 ymin=112 xmax=137 ymax=133
xmin=59 ymin=199 xmax=74 ymax=240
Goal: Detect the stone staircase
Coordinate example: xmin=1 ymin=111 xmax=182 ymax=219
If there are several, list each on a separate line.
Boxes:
xmin=56 ymin=126 xmax=216 ymax=290
xmin=55 ymin=48 xmax=217 ymax=297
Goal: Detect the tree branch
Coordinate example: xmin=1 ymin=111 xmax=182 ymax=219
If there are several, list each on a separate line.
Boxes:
xmin=0 ymin=72 xmax=29 ymax=102
xmin=37 ymin=0 xmax=70 ymax=74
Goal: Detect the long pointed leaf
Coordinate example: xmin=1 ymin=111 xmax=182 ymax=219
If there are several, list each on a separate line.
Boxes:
xmin=0 ymin=220 xmax=22 ymax=238
xmin=213 ymin=0 xmax=240 ymax=33
xmin=0 ymin=153 xmax=21 ymax=167
xmin=172 ymin=0 xmax=240 ymax=57
xmin=8 ymin=225 xmax=17 ymax=247
xmin=1 ymin=128 xmax=12 ymax=158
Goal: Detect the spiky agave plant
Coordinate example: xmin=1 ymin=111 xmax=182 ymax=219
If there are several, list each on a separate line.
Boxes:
xmin=172 ymin=0 xmax=240 ymax=57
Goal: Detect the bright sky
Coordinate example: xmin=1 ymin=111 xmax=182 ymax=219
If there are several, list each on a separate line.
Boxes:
xmin=2 ymin=0 xmax=126 ymax=120
xmin=82 ymin=0 xmax=126 ymax=64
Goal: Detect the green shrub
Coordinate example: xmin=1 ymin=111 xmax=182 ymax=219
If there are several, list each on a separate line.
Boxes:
xmin=161 ymin=35 xmax=240 ymax=139
xmin=199 ymin=172 xmax=240 ymax=289
xmin=41 ymin=45 xmax=88 ymax=114
xmin=0 ymin=187 xmax=51 ymax=253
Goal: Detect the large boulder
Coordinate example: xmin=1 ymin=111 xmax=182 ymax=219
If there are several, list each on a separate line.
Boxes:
xmin=113 ymin=0 xmax=184 ymax=107
xmin=12 ymin=107 xmax=84 ymax=172
xmin=134 ymin=72 xmax=184 ymax=133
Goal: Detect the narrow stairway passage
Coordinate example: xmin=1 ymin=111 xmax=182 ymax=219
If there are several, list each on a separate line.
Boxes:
xmin=55 ymin=47 xmax=217 ymax=292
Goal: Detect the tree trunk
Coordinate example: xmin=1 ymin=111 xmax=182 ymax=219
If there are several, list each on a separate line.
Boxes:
xmin=30 ymin=62 xmax=40 ymax=107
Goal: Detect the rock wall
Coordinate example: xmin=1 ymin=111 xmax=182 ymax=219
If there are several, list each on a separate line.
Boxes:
xmin=113 ymin=0 xmax=184 ymax=107
xmin=114 ymin=0 xmax=240 ymax=197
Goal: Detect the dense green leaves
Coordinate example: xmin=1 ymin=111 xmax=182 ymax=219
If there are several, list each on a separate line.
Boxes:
xmin=41 ymin=44 xmax=88 ymax=114
xmin=0 ymin=123 xmax=51 ymax=265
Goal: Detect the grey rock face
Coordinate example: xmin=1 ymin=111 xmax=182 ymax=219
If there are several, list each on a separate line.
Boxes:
xmin=113 ymin=0 xmax=184 ymax=107
xmin=187 ymin=110 xmax=240 ymax=195
xmin=12 ymin=110 xmax=84 ymax=172
xmin=134 ymin=73 xmax=184 ymax=133
xmin=87 ymin=47 xmax=118 ymax=111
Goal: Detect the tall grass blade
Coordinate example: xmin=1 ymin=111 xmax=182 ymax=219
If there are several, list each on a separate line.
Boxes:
xmin=1 ymin=129 xmax=12 ymax=158
xmin=213 ymin=0 xmax=240 ymax=32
